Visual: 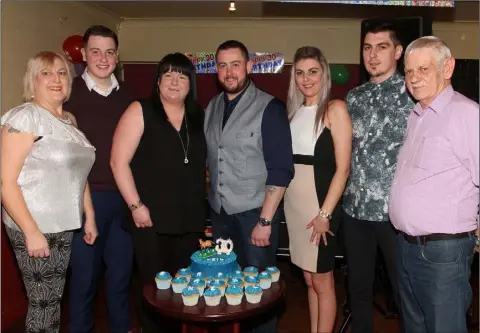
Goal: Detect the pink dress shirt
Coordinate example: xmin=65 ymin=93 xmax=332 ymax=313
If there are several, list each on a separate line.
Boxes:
xmin=389 ymin=85 xmax=479 ymax=236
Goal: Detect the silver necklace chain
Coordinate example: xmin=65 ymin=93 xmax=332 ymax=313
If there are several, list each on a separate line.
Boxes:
xmin=34 ymin=102 xmax=72 ymax=125
xmin=171 ymin=113 xmax=190 ymax=164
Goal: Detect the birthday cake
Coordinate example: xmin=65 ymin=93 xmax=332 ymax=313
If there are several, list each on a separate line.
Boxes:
xmin=189 ymin=238 xmax=240 ymax=279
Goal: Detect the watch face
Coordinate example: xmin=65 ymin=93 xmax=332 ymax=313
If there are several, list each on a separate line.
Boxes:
xmin=259 ymin=218 xmax=271 ymax=226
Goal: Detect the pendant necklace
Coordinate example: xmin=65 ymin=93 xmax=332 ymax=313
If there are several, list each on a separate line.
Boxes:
xmin=170 ymin=113 xmax=190 ymax=164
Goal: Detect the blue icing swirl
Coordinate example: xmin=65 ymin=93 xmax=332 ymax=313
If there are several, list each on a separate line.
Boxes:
xmin=229 ymin=271 xmax=244 ymax=279
xmin=193 ymin=272 xmax=204 ymax=279
xmin=155 ymin=271 xmax=171 ymax=280
xmin=204 ymin=287 xmax=221 ymax=297
xmin=182 ymin=286 xmax=199 ymax=296
xmin=228 ymin=278 xmax=243 ymax=286
xmin=258 ymin=272 xmax=271 ymax=280
xmin=244 ymin=276 xmax=259 ymax=284
xmin=246 ymin=285 xmax=263 ymax=294
xmin=266 ymin=266 xmax=279 ymax=273
xmin=189 ymin=278 xmax=206 ymax=287
xmin=215 ymin=272 xmax=226 ymax=279
xmin=244 ymin=266 xmax=258 ymax=273
xmin=172 ymin=277 xmax=187 ymax=284
xmin=210 ymin=279 xmax=226 ymax=287
xmin=226 ymin=285 xmax=243 ymax=295
xmin=177 ymin=268 xmax=191 ymax=275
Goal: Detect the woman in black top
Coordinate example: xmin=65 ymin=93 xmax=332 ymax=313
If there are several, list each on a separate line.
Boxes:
xmin=111 ymin=53 xmax=206 ymax=333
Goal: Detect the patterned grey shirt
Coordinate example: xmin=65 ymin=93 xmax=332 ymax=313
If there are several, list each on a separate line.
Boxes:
xmin=343 ymin=72 xmax=414 ymax=222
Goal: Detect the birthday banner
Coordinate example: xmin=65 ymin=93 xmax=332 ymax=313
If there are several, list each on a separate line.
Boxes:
xmin=268 ymin=0 xmax=454 ymax=6
xmin=185 ymin=52 xmax=285 ymax=74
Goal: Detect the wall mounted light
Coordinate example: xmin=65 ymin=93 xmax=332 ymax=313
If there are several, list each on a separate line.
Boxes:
xmin=229 ymin=1 xmax=236 ymax=12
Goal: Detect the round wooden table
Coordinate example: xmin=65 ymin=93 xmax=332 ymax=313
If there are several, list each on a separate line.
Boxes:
xmin=144 ymin=279 xmax=286 ymax=333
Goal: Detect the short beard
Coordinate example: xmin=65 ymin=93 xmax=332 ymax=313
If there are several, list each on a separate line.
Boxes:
xmin=220 ymin=77 xmax=249 ymax=94
xmin=369 ymin=70 xmax=387 ymax=78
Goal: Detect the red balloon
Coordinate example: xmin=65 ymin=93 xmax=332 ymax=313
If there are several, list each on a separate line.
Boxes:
xmin=62 ymin=35 xmax=84 ymax=64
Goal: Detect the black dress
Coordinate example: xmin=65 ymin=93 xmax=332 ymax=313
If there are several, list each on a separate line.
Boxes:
xmin=129 ymin=99 xmax=207 ymax=332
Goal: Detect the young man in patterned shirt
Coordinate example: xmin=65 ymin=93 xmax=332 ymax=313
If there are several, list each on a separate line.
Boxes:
xmin=342 ymin=21 xmax=414 ymax=333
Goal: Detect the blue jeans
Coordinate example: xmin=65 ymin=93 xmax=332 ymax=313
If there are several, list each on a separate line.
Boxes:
xmin=211 ymin=206 xmax=281 ymax=333
xmin=397 ymin=233 xmax=475 ymax=333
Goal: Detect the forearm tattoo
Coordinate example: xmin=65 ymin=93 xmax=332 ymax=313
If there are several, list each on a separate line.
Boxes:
xmin=267 ymin=185 xmax=278 ymax=195
xmin=7 ymin=125 xmax=20 ymax=133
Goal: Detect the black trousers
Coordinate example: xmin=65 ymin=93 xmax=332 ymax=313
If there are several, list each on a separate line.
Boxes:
xmin=343 ymin=213 xmax=401 ymax=333
xmin=131 ymin=227 xmax=202 ymax=333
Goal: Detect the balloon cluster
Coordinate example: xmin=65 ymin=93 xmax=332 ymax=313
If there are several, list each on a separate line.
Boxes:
xmin=329 ymin=64 xmax=350 ymax=85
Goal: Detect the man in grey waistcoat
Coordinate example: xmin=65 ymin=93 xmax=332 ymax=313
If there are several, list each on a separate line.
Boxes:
xmin=205 ymin=40 xmax=294 ymax=332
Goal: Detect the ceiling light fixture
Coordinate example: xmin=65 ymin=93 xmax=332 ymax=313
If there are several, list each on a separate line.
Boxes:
xmin=229 ymin=1 xmax=236 ymax=12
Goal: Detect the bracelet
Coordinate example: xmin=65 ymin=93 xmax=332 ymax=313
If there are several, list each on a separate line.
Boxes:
xmin=128 ymin=200 xmax=144 ymax=211
xmin=318 ymin=208 xmax=332 ymax=220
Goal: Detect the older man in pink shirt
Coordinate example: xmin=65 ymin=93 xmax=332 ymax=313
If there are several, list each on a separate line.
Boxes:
xmin=389 ymin=36 xmax=479 ymax=333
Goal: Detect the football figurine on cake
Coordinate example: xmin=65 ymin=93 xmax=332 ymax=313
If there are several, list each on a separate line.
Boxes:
xmin=189 ymin=238 xmax=240 ymax=280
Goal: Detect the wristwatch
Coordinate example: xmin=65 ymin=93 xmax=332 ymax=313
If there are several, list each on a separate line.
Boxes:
xmin=258 ymin=218 xmax=272 ymax=227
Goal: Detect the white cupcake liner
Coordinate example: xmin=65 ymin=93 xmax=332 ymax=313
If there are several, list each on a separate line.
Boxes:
xmin=205 ymin=295 xmax=222 ymax=306
xmin=270 ymin=272 xmax=280 ymax=283
xmin=259 ymin=280 xmax=272 ymax=289
xmin=182 ymin=294 xmax=199 ymax=306
xmin=245 ymin=293 xmax=262 ymax=304
xmin=155 ymin=280 xmax=171 ymax=290
xmin=172 ymin=283 xmax=188 ymax=293
xmin=226 ymin=294 xmax=243 ymax=306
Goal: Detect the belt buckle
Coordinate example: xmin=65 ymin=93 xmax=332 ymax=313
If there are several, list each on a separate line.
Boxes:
xmin=420 ymin=235 xmax=427 ymax=245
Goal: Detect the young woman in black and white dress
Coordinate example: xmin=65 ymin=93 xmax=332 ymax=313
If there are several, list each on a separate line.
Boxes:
xmin=284 ymin=46 xmax=352 ymax=333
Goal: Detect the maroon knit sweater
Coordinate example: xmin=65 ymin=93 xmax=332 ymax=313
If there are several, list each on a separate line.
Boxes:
xmin=64 ymin=76 xmax=135 ymax=191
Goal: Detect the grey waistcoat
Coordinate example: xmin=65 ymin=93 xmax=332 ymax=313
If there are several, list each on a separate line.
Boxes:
xmin=204 ymin=82 xmax=274 ymax=215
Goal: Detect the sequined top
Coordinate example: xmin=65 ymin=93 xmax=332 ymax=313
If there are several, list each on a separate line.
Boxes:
xmin=343 ymin=72 xmax=414 ymax=222
xmin=1 ymin=103 xmax=96 ymax=233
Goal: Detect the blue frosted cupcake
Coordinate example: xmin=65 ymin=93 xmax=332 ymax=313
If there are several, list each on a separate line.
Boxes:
xmin=172 ymin=276 xmax=188 ymax=293
xmin=229 ymin=270 xmax=244 ymax=280
xmin=244 ymin=275 xmax=260 ymax=287
xmin=155 ymin=271 xmax=172 ymax=290
xmin=204 ymin=287 xmax=222 ymax=306
xmin=182 ymin=286 xmax=200 ymax=306
xmin=225 ymin=285 xmax=244 ymax=306
xmin=266 ymin=266 xmax=281 ymax=282
xmin=214 ymin=272 xmax=228 ymax=283
xmin=188 ymin=278 xmax=206 ymax=296
xmin=192 ymin=271 xmax=204 ymax=280
xmin=245 ymin=285 xmax=263 ymax=304
xmin=258 ymin=271 xmax=272 ymax=289
xmin=209 ymin=279 xmax=226 ymax=296
xmin=227 ymin=277 xmax=244 ymax=289
xmin=175 ymin=268 xmax=192 ymax=282
xmin=244 ymin=266 xmax=258 ymax=277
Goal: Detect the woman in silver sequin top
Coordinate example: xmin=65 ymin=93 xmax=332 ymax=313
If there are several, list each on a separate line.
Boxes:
xmin=1 ymin=51 xmax=97 ymax=333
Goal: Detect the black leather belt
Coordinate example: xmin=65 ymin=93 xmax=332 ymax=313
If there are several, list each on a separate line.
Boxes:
xmin=402 ymin=231 xmax=474 ymax=245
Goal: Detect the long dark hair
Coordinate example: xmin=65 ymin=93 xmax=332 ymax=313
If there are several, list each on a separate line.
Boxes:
xmin=150 ymin=53 xmax=203 ymax=129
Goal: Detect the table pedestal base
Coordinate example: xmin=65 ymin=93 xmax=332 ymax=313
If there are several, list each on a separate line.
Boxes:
xmin=181 ymin=322 xmax=240 ymax=333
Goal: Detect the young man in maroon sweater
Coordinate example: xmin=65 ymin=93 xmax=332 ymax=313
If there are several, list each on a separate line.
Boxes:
xmin=65 ymin=25 xmax=134 ymax=333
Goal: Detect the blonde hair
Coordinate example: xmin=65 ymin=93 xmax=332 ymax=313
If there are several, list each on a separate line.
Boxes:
xmin=287 ymin=46 xmax=331 ymax=135
xmin=23 ymin=51 xmax=73 ymax=102
xmin=405 ymin=36 xmax=452 ymax=69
